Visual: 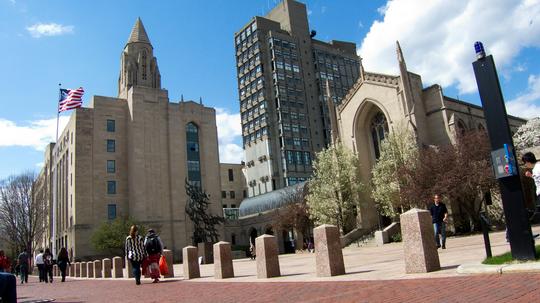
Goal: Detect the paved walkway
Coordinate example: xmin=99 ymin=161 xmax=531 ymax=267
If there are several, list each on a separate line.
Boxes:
xmin=16 ymin=226 xmax=540 ymax=302
xmin=175 ymin=226 xmax=540 ymax=282
xmin=16 ymin=273 xmax=540 ymax=302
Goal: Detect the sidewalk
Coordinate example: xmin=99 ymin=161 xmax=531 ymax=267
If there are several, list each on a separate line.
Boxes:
xmin=172 ymin=225 xmax=540 ymax=282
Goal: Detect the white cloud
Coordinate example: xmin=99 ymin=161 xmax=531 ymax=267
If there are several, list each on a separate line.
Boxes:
xmin=26 ymin=23 xmax=74 ymax=38
xmin=359 ymin=0 xmax=540 ymax=94
xmin=506 ymin=74 xmax=540 ymax=119
xmin=0 ymin=116 xmax=70 ymax=150
xmin=215 ymin=108 xmax=243 ymax=163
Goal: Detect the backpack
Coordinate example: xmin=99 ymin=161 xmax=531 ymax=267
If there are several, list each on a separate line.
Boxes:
xmin=145 ymin=236 xmax=161 ymax=254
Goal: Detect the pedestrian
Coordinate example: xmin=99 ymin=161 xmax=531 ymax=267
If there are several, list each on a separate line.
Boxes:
xmin=17 ymin=249 xmax=29 ymax=284
xmin=0 ymin=250 xmax=10 ymax=273
xmin=249 ymin=241 xmax=256 ymax=260
xmin=307 ymin=237 xmax=314 ymax=253
xmin=125 ymin=225 xmax=146 ymax=285
xmin=429 ymin=194 xmax=449 ymax=249
xmin=43 ymin=248 xmax=54 ymax=283
xmin=144 ymin=229 xmax=163 ymax=283
xmin=522 ymin=152 xmax=540 ymax=210
xmin=0 ymin=272 xmax=17 ymax=303
xmin=57 ymin=247 xmax=70 ymax=282
xmin=35 ymin=249 xmax=45 ymax=282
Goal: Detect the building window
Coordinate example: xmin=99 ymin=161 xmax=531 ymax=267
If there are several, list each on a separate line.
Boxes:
xmin=222 ymin=191 xmax=227 ymax=199
xmin=107 ymin=181 xmax=117 ymax=194
xmin=107 ymin=204 xmax=117 ymax=220
xmin=228 ymin=169 xmax=234 ymax=182
xmin=107 ymin=119 xmax=115 ymax=132
xmin=231 ymin=204 xmax=236 ymax=208
xmin=107 ymin=139 xmax=116 ymax=152
xmin=231 ymin=233 xmax=236 ymax=245
xmin=370 ymin=112 xmax=388 ymax=159
xmin=230 ymin=191 xmax=235 ymax=199
xmin=243 ymin=190 xmax=247 ymax=198
xmin=186 ymin=122 xmax=201 ymax=187
xmin=223 ymin=204 xmax=227 ymax=208
xmin=105 ymin=160 xmax=116 ymax=174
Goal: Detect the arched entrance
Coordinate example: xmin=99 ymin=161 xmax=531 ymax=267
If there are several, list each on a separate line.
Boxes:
xmin=352 ymin=100 xmax=391 ymax=228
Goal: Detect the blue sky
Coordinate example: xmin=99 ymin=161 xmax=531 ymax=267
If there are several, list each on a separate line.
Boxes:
xmin=0 ymin=0 xmax=539 ymax=179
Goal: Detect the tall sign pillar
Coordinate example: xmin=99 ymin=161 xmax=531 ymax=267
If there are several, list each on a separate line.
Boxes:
xmin=472 ymin=42 xmax=536 ymax=260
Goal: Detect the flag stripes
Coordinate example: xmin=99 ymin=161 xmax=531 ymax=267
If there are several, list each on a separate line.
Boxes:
xmin=58 ymin=87 xmax=84 ymax=112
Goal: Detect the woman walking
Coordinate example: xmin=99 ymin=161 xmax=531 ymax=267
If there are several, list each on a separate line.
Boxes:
xmin=0 ymin=250 xmax=10 ymax=273
xmin=125 ymin=225 xmax=146 ymax=285
xmin=57 ymin=247 xmax=70 ymax=282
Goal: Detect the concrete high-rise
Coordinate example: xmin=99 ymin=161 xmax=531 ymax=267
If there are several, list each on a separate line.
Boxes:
xmin=235 ymin=0 xmax=361 ymax=197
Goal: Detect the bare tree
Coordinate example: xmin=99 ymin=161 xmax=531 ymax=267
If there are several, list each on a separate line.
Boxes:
xmin=273 ymin=184 xmax=313 ymax=238
xmin=0 ymin=172 xmax=46 ymax=254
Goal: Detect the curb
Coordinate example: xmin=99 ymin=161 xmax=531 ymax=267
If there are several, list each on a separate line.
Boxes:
xmin=457 ymin=262 xmax=540 ymax=274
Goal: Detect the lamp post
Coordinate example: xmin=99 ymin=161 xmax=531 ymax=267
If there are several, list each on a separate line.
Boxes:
xmin=472 ymin=42 xmax=536 ymax=260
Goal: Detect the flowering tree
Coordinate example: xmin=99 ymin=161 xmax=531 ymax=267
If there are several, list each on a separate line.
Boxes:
xmin=512 ymin=117 xmax=540 ymax=151
xmin=371 ymin=126 xmax=418 ymax=219
xmin=306 ymin=143 xmax=364 ymax=234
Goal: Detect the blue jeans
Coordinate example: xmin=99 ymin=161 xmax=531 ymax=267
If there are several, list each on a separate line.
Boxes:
xmin=130 ymin=260 xmax=141 ymax=283
xmin=433 ymin=222 xmax=446 ymax=247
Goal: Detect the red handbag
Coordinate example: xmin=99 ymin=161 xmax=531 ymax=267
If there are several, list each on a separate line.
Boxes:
xmin=159 ymin=255 xmax=168 ymax=276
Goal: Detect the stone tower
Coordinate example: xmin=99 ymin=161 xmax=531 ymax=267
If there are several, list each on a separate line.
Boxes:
xmin=118 ymin=18 xmax=161 ymax=98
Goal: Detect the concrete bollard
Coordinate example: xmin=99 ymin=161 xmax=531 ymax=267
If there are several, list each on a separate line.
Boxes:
xmin=102 ymin=258 xmax=112 ymax=278
xmin=80 ymin=262 xmax=87 ymax=278
xmin=75 ymin=262 xmax=81 ymax=277
xmin=70 ymin=263 xmax=75 ymax=277
xmin=256 ymin=234 xmax=280 ymax=278
xmin=400 ymin=208 xmax=441 ymax=273
xmin=125 ymin=257 xmax=134 ymax=278
xmin=93 ymin=260 xmax=102 ymax=278
xmin=314 ymin=224 xmax=345 ymax=277
xmin=112 ymin=257 xmax=123 ymax=278
xmin=53 ymin=264 xmax=58 ymax=277
xmin=86 ymin=261 xmax=94 ymax=278
xmin=198 ymin=242 xmax=214 ymax=264
xmin=213 ymin=241 xmax=234 ymax=279
xmin=162 ymin=250 xmax=174 ymax=278
xmin=182 ymin=246 xmax=200 ymax=279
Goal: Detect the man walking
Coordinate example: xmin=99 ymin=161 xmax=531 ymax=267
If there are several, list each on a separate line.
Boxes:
xmin=430 ymin=194 xmax=448 ymax=249
xmin=35 ymin=249 xmax=45 ymax=282
xmin=17 ymin=249 xmax=29 ymax=284
xmin=522 ymin=152 xmax=540 ymax=210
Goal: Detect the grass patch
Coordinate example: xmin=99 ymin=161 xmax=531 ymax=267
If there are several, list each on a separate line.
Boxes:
xmin=482 ymin=245 xmax=540 ymax=265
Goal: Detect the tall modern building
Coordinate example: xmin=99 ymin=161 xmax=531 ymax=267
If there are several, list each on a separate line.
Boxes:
xmin=34 ymin=18 xmax=223 ymax=260
xmin=235 ymin=0 xmax=361 ymax=197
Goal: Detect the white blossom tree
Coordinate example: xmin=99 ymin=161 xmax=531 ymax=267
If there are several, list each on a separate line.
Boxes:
xmin=370 ymin=126 xmax=418 ymax=219
xmin=513 ymin=117 xmax=540 ymax=151
xmin=306 ymin=143 xmax=364 ymax=234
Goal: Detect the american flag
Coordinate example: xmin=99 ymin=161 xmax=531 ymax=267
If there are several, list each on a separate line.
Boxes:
xmin=58 ymin=87 xmax=84 ymax=112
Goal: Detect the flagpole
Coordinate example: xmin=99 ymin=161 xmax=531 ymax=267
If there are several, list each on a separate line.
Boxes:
xmin=52 ymin=83 xmax=61 ymax=259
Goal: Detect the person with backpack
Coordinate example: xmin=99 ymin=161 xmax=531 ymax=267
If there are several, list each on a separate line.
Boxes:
xmin=144 ymin=229 xmax=163 ymax=283
xmin=43 ymin=248 xmax=54 ymax=283
xmin=125 ymin=225 xmax=146 ymax=285
xmin=17 ymin=249 xmax=29 ymax=284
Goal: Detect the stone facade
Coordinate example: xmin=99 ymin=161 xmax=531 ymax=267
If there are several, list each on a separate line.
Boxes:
xmin=220 ymin=163 xmax=247 ymax=209
xmin=337 ymin=42 xmax=526 ymax=230
xmin=34 ymin=18 xmax=223 ymax=261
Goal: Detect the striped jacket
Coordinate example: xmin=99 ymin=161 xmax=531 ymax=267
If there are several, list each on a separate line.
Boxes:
xmin=125 ymin=235 xmax=146 ymax=262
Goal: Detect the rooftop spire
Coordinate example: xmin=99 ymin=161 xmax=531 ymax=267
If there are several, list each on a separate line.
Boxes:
xmin=127 ymin=17 xmax=151 ymax=44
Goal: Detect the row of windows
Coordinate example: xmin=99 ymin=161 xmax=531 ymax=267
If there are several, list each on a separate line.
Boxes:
xmin=238 ymin=50 xmax=260 ymax=66
xmin=268 ymin=38 xmax=297 ymax=50
xmin=239 ymin=65 xmax=263 ymax=87
xmin=281 ymin=123 xmax=308 ymax=134
xmin=239 ymin=77 xmax=264 ymax=96
xmin=283 ymin=137 xmax=310 ymax=149
xmin=243 ymin=127 xmax=268 ymax=144
xmin=287 ymin=177 xmax=307 ymax=186
xmin=243 ymin=115 xmax=267 ymax=132
xmin=241 ymin=102 xmax=267 ymax=121
xmin=235 ymin=22 xmax=257 ymax=46
xmin=279 ymin=111 xmax=306 ymax=121
xmin=274 ymin=61 xmax=301 ymax=73
xmin=221 ymin=190 xmax=236 ymax=199
xmin=240 ymin=94 xmax=265 ymax=111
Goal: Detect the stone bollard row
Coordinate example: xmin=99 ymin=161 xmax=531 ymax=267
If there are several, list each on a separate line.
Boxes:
xmin=80 ymin=262 xmax=87 ymax=277
xmin=214 ymin=241 xmax=234 ymax=279
xmin=75 ymin=262 xmax=81 ymax=277
xmin=102 ymin=258 xmax=112 ymax=278
xmin=256 ymin=234 xmax=280 ymax=278
xmin=70 ymin=263 xmax=76 ymax=277
xmin=314 ymin=224 xmax=345 ymax=277
xmin=53 ymin=264 xmax=58 ymax=277
xmin=112 ymin=257 xmax=123 ymax=278
xmin=183 ymin=246 xmax=200 ymax=279
xmin=400 ymin=208 xmax=440 ymax=273
xmin=86 ymin=262 xmax=94 ymax=278
xmin=93 ymin=260 xmax=102 ymax=278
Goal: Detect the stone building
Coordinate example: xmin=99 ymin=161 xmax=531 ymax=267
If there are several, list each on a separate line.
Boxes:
xmin=34 ymin=18 xmax=223 ymax=261
xmin=219 ymin=163 xmax=247 ymax=209
xmin=235 ymin=0 xmax=361 ymax=197
xmin=336 ymin=42 xmax=526 ymax=230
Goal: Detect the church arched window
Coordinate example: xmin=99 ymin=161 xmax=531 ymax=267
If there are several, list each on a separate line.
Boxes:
xmin=370 ymin=111 xmax=388 ymax=159
xmin=186 ymin=122 xmax=201 ymax=187
xmin=456 ymin=120 xmax=467 ymax=136
xmin=141 ymin=50 xmax=147 ymax=80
